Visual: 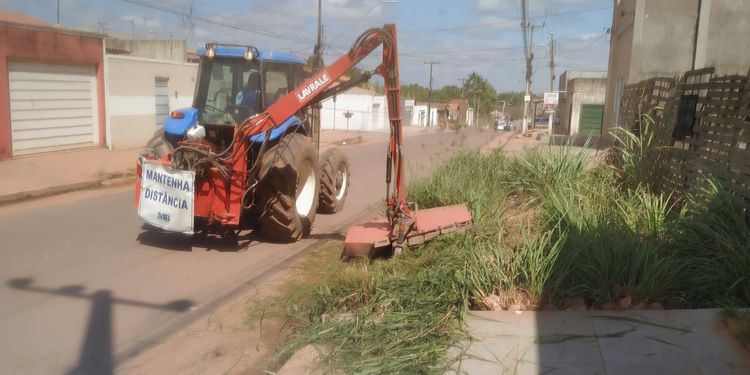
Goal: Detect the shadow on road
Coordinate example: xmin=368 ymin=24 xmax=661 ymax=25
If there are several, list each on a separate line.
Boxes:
xmin=136 ymin=224 xmax=259 ymax=252
xmin=6 ymin=277 xmax=193 ymax=375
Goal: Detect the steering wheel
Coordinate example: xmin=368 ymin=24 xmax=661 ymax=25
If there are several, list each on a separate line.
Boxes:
xmin=224 ymin=104 xmax=256 ymax=123
xmin=204 ymin=104 xmax=225 ymax=113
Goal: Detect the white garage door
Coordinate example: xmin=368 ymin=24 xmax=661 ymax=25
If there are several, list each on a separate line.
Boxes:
xmin=8 ymin=62 xmax=99 ymax=156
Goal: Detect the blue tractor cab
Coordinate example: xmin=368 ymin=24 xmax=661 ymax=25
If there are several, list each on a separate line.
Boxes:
xmin=163 ymin=44 xmax=308 ymax=150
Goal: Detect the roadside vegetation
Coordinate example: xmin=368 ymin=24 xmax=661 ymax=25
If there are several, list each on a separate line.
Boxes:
xmin=251 ymin=118 xmax=750 ymax=373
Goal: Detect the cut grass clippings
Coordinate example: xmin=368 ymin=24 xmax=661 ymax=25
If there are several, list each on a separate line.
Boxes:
xmin=250 ymin=134 xmax=750 ymax=373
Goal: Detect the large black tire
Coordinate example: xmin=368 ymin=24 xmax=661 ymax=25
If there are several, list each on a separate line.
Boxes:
xmin=318 ymin=148 xmax=350 ymax=214
xmin=255 ymin=134 xmax=320 ymax=242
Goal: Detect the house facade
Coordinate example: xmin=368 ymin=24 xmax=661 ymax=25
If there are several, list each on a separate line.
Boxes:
xmin=0 ymin=13 xmax=106 ymax=158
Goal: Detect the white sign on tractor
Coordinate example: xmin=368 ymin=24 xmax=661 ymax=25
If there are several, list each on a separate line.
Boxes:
xmin=138 ymin=161 xmax=196 ymax=233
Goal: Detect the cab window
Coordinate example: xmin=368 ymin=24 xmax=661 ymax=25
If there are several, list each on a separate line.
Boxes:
xmin=264 ymin=63 xmax=290 ymax=107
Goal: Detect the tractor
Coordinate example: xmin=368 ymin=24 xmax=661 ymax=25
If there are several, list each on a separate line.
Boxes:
xmin=136 ymin=25 xmax=472 ymax=257
xmin=139 ymin=44 xmax=350 ymax=242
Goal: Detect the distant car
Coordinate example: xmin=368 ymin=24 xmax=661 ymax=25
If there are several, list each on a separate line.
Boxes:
xmin=495 ymin=120 xmax=511 ymax=132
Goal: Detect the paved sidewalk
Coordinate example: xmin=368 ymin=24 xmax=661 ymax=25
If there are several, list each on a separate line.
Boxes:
xmin=450 ymin=309 xmax=750 ymax=375
xmin=0 ymin=128 xmax=438 ymax=204
xmin=0 ymin=147 xmax=141 ymax=203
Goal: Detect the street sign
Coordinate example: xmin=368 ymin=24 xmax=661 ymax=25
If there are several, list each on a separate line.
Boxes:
xmin=544 ymin=92 xmax=559 ymax=105
xmin=544 ymin=92 xmax=559 ymax=113
xmin=524 ymin=95 xmax=531 ymax=102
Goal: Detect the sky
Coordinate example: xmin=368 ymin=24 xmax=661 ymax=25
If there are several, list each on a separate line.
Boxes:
xmin=0 ymin=0 xmax=614 ymax=93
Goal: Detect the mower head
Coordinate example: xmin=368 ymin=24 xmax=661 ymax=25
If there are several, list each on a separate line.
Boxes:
xmin=342 ymin=203 xmax=473 ymax=259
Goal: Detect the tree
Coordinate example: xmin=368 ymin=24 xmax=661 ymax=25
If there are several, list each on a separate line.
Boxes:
xmin=462 ymin=72 xmax=497 ymax=115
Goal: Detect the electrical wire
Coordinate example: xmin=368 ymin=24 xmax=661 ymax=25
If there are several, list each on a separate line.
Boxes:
xmin=121 ymin=0 xmax=316 ymax=45
xmin=399 ymin=6 xmax=613 ymax=34
xmin=327 ymin=1 xmax=383 ymax=45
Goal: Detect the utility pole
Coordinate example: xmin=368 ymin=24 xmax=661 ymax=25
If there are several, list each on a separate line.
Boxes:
xmin=313 ymin=0 xmax=323 ymax=71
xmin=57 ymin=0 xmax=60 ymax=25
xmin=520 ymin=0 xmax=542 ymax=135
xmin=548 ymin=32 xmax=555 ymax=132
xmin=311 ymin=0 xmax=323 ymax=149
xmin=425 ymin=61 xmax=439 ymax=127
xmin=549 ymin=32 xmax=555 ymax=93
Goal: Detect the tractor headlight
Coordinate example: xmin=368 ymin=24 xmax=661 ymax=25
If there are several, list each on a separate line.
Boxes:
xmin=244 ymin=48 xmax=254 ymax=61
xmin=205 ymin=44 xmax=216 ymax=59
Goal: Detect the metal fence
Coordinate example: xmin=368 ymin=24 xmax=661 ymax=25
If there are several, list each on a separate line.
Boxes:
xmin=619 ymin=67 xmax=750 ymax=203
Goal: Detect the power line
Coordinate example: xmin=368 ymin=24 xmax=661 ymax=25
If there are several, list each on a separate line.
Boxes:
xmin=327 ymin=1 xmax=382 ymax=45
xmin=399 ymin=6 xmax=612 ymax=34
xmin=557 ymin=32 xmax=607 ymax=53
xmin=400 ymin=44 xmax=547 ymax=57
xmin=121 ymin=0 xmax=315 ymax=45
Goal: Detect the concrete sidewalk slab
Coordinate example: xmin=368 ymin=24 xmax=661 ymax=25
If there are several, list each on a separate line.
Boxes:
xmin=449 ymin=309 xmax=750 ymax=375
xmin=0 ymin=147 xmax=141 ymax=204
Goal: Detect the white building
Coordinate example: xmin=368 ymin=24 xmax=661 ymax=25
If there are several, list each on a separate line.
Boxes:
xmin=320 ymin=87 xmax=387 ymax=131
xmin=405 ymin=102 xmax=438 ymax=127
xmin=106 ymin=54 xmax=196 ymax=149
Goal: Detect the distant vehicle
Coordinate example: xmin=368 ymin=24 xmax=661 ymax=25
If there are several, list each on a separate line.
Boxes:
xmin=495 ymin=120 xmax=511 ymax=132
xmin=494 ymin=120 xmax=504 ymax=131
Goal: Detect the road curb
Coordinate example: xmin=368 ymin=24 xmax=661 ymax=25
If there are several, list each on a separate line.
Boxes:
xmin=0 ymin=176 xmax=135 ymax=206
xmin=0 ymin=134 xmax=361 ymax=206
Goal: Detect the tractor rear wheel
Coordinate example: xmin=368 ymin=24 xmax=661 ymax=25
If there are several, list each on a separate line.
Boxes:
xmin=317 ymin=148 xmax=350 ymax=214
xmin=255 ymin=133 xmax=320 ymax=242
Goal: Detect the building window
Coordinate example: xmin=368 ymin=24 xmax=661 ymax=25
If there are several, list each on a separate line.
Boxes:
xmin=155 ymin=77 xmax=169 ymax=127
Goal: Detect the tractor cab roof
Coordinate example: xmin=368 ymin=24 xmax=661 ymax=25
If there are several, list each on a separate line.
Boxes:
xmin=197 ymin=45 xmax=304 ymax=65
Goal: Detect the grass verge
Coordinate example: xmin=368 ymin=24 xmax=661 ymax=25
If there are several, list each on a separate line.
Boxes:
xmin=251 ymin=135 xmax=750 ymax=373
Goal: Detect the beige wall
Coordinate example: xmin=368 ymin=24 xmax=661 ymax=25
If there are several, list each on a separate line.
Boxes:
xmin=106 ymin=55 xmax=197 ymax=149
xmin=694 ymin=0 xmax=750 ymax=75
xmin=562 ymin=77 xmax=607 ymax=135
xmin=107 ymin=39 xmax=187 ymax=63
xmin=630 ymin=0 xmax=699 ymax=81
xmin=603 ymin=0 xmax=636 ymax=140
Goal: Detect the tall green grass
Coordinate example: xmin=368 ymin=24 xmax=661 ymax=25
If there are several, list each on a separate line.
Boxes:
xmin=252 ymin=135 xmax=750 ymax=373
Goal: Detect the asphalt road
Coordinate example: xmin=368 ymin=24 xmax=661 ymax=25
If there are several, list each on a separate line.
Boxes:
xmin=0 ymin=128 xmax=494 ymax=374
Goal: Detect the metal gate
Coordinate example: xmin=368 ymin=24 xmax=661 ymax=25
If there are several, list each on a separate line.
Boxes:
xmin=579 ymin=104 xmax=604 ymax=136
xmin=155 ymin=77 xmax=169 ymax=127
xmin=8 ymin=62 xmax=98 ymax=155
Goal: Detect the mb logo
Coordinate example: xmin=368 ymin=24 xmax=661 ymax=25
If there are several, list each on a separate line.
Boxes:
xmin=158 ymin=212 xmax=171 ymax=223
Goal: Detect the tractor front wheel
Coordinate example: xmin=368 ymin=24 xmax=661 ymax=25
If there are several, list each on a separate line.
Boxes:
xmin=318 ymin=148 xmax=350 ymax=214
xmin=255 ymin=133 xmax=320 ymax=242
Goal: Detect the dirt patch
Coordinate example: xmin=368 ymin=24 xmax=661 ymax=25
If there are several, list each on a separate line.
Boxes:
xmin=117 ymin=242 xmax=343 ymax=375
